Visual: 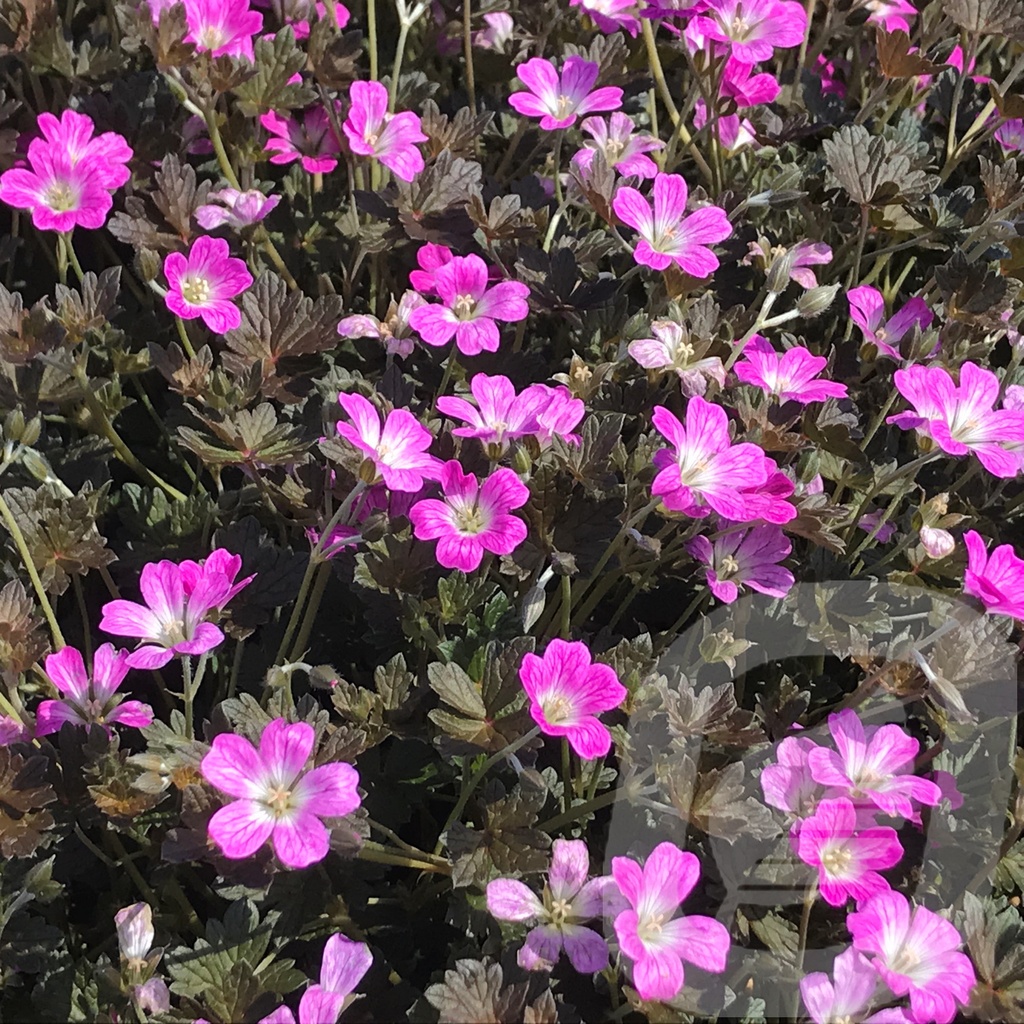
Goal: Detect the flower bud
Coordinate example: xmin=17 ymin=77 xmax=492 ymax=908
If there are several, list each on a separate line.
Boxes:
xmin=919 ymin=525 xmax=955 ymax=560
xmin=357 ymin=457 xmax=380 ymax=484
xmin=766 ymin=248 xmax=797 ymax=294
xmin=796 ymin=283 xmax=840 ymax=318
xmin=511 ymin=442 xmax=533 ymax=476
xmin=19 ymin=448 xmax=53 ymax=483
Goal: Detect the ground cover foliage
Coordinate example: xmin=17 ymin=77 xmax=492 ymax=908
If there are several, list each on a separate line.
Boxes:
xmin=2 ymin=0 xmax=1024 ymax=1020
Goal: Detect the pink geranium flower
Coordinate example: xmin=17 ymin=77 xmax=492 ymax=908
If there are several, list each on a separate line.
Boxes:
xmin=572 ymin=113 xmax=664 ymax=179
xmin=164 ymin=235 xmax=253 ymax=334
xmin=612 ymin=842 xmax=730 ymax=1003
xmin=795 ymin=797 xmax=903 ymax=906
xmin=570 ymin=0 xmax=641 ymax=34
xmin=650 ymin=397 xmax=773 ymax=521
xmin=739 ymin=462 xmax=798 ymax=524
xmin=996 ymin=119 xmax=1024 ymax=152
xmin=262 ymin=106 xmax=342 ymax=174
xmin=629 ymin=321 xmax=726 ymax=396
xmin=519 ymin=639 xmax=627 ymax=759
xmin=409 ymin=461 xmax=528 ymax=571
xmin=337 ymin=290 xmax=425 ymax=358
xmin=847 ymin=891 xmax=976 ymax=1024
xmin=409 ymin=243 xmax=454 ymax=295
xmin=99 ymin=550 xmax=254 ymax=669
xmin=259 ymin=934 xmax=371 ymax=1024
xmin=801 ymin=948 xmax=909 ymax=1024
xmin=267 ymin=0 xmax=351 ymax=40
xmin=486 ymin=839 xmax=620 ymax=973
xmin=613 ymin=173 xmax=732 ymax=275
xmin=473 ymin=11 xmax=514 ymax=49
xmin=734 ymin=335 xmax=848 ymax=404
xmin=847 ymin=287 xmax=934 ymax=360
xmin=888 ymin=362 xmax=1024 ymax=478
xmin=343 ymin=80 xmax=427 ymax=183
xmin=760 ymin=735 xmax=821 ymax=818
xmin=0 ymin=143 xmax=116 ymax=232
xmin=195 ymin=188 xmax=280 ymax=230
xmin=202 ymin=718 xmax=361 ymax=869
xmin=508 ymin=56 xmax=623 ymax=130
xmin=963 ymin=530 xmax=1024 ymax=620
xmin=687 ymin=523 xmax=794 ymax=604
xmin=862 ymin=0 xmax=917 ymax=31
xmin=35 ymin=109 xmax=133 ymax=189
xmin=336 ymin=392 xmax=441 ymax=492
xmin=788 ymin=240 xmax=833 ymax=289
xmin=693 ymin=59 xmax=780 ymax=153
xmin=693 ymin=0 xmax=807 ymax=63
xmin=35 ymin=644 xmax=153 ymax=736
xmin=807 ymin=709 xmax=941 ymax=819
xmin=528 ymin=385 xmax=586 ymax=447
xmin=183 ymin=0 xmax=263 ymax=60
xmin=115 ymin=902 xmax=171 ymax=1014
xmin=407 ymin=254 xmax=530 ymax=356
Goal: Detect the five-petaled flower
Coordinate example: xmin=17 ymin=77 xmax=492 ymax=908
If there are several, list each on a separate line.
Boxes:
xmin=847 ymin=286 xmax=934 ymax=361
xmin=847 ymin=890 xmax=976 ymax=1024
xmin=734 ymin=335 xmax=848 ymax=404
xmin=693 ymin=0 xmax=807 ymax=63
xmin=409 ymin=460 xmax=529 ymax=572
xmin=807 ymin=709 xmax=942 ymax=819
xmin=519 ymin=639 xmax=627 ymax=759
xmin=259 ymin=933 xmax=371 ymax=1024
xmin=687 ymin=523 xmax=794 ymax=604
xmin=508 ymin=56 xmax=623 ymax=130
xmin=800 ymin=947 xmax=905 ymax=1024
xmin=36 ymin=644 xmax=154 ymax=736
xmin=628 ymin=320 xmax=727 ymax=397
xmin=963 ymin=529 xmax=1024 ymax=620
xmin=99 ymin=550 xmax=254 ymax=669
xmin=612 ymin=842 xmax=731 ymax=1003
xmin=262 ymin=105 xmax=343 ymax=174
xmin=336 ymin=392 xmax=441 ymax=492
xmin=573 ymin=113 xmax=664 ymax=179
xmin=202 ymin=718 xmax=361 ymax=869
xmin=795 ymin=797 xmax=903 ymax=906
xmin=408 ymin=254 xmax=530 ymax=356
xmin=343 ymin=80 xmax=428 ymax=182
xmin=163 ymin=235 xmax=254 ymax=334
xmin=486 ymin=839 xmax=620 ymax=973
xmin=195 ymin=187 xmax=280 ymax=230
xmin=183 ymin=0 xmax=263 ymax=60
xmin=613 ymin=173 xmax=732 ymax=275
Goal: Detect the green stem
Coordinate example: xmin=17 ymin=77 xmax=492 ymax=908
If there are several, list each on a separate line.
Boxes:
xmin=358 ymin=840 xmax=451 ymax=874
xmin=552 ymin=131 xmax=564 ymax=207
xmin=561 ymin=738 xmax=573 ymax=814
xmin=227 ymin=638 xmax=244 ymax=701
xmin=0 ymin=491 xmax=65 ymax=648
xmin=174 ymin=316 xmax=197 ymax=359
xmin=433 ymin=348 xmax=459 ymax=410
xmin=848 ymin=204 xmax=870 ymax=288
xmin=389 ymin=21 xmax=412 ymax=110
xmin=558 ymin=574 xmax=571 ymax=640
xmin=463 ymin=0 xmax=476 ymax=115
xmin=793 ymin=880 xmax=818 ymax=1016
xmin=842 ymin=451 xmax=940 ymax=546
xmin=367 ymin=0 xmax=379 ymax=81
xmin=433 ymin=726 xmax=542 ymax=854
xmin=182 ymin=655 xmax=194 ymax=740
xmin=657 ymin=589 xmax=710 ymax=654
xmin=945 ymin=32 xmax=976 ymax=167
xmin=536 ymin=786 xmax=622 ymax=833
xmin=290 ymin=561 xmax=331 ymax=661
xmin=61 ymin=232 xmax=85 ymax=282
xmin=72 ymin=575 xmax=92 ymax=662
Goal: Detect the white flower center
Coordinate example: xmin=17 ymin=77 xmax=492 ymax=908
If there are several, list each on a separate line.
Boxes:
xmin=541 ymin=693 xmax=573 ymax=725
xmin=719 ymin=554 xmax=740 ymax=577
xmin=264 ymin=784 xmax=296 ymax=818
xmin=453 ymin=294 xmax=477 ymax=319
xmin=199 ymin=26 xmax=226 ymax=50
xmin=180 ymin=275 xmax=211 ymax=306
xmin=45 ymin=182 xmax=77 ymax=212
xmin=821 ymin=844 xmax=853 ymax=878
xmin=637 ymin=912 xmax=668 ymax=945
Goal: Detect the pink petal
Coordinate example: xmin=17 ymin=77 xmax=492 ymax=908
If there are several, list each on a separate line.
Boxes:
xmin=272 ymin=811 xmax=330 ymax=868
xmin=202 ymin=733 xmax=267 ymax=799
xmin=259 ymin=719 xmax=315 ymax=781
xmin=486 ymin=878 xmax=544 ymax=921
xmin=291 ymin=762 xmax=361 ymax=817
xmin=208 ymin=800 xmax=275 ymax=859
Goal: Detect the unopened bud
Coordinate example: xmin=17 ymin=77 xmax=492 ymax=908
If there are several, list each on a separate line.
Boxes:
xmin=919 ymin=526 xmax=955 ymax=560
xmin=19 ymin=448 xmax=53 ymax=483
xmin=766 ymin=249 xmax=797 ymax=294
xmin=3 ymin=409 xmax=25 ymax=443
xmin=510 ymin=442 xmax=533 ymax=476
xmin=357 ymin=457 xmax=380 ymax=484
xmin=136 ymin=247 xmax=162 ymax=283
xmin=796 ymin=283 xmax=840 ymax=318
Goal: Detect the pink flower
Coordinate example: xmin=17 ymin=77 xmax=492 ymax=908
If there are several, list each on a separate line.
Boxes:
xmin=613 ymin=173 xmax=732 ymax=275
xmin=847 ymin=891 xmax=976 ymax=1024
xmin=336 ymin=392 xmax=441 ymax=492
xmin=407 ymin=254 xmax=530 ymax=356
xmin=996 ymin=119 xmax=1024 ymax=152
xmin=572 ymin=113 xmax=664 ymax=179
xmin=788 ymin=241 xmax=833 ymax=289
xmin=847 ymin=287 xmax=934 ymax=360
xmin=508 ymin=56 xmax=623 ymax=130
xmin=570 ymin=0 xmax=641 ymax=35
xmin=693 ymin=0 xmax=807 ymax=63
xmin=164 ymin=235 xmax=253 ymax=334
xmin=795 ymin=797 xmax=902 ymax=906
xmin=271 ymin=0 xmax=351 ymax=40
xmin=183 ymin=0 xmax=263 ymax=60
xmin=306 ymin=485 xmax=415 ymax=556
xmin=612 ymin=843 xmax=730 ymax=1003
xmin=739 ymin=462 xmax=798 ymax=524
xmin=409 ymin=461 xmax=528 ymax=571
xmin=919 ymin=525 xmax=955 ymax=560
xmin=343 ymin=80 xmax=427 ymax=183
xmin=262 ymin=106 xmax=342 ymax=174
xmin=202 ymin=718 xmax=360 ymax=869
xmin=0 ymin=143 xmax=116 ymax=233
xmin=486 ymin=839 xmax=619 ymax=973
xmin=858 ymin=510 xmax=897 ymax=544
xmin=807 ymin=709 xmax=941 ymax=819
xmin=525 ymin=385 xmax=586 ymax=447
xmin=195 ymin=188 xmax=280 ymax=230
xmin=888 ymin=362 xmax=1024 ymax=478
xmin=693 ymin=59 xmax=780 ymax=152
xmin=473 ymin=11 xmax=514 ymax=49
xmin=734 ymin=335 xmax=848 ymax=404
xmin=801 ymin=948 xmax=907 ymax=1024
xmin=0 ymin=715 xmax=31 ymax=745
xmin=99 ymin=550 xmax=254 ymax=669
xmin=409 ymin=243 xmax=453 ymax=295
xmin=862 ymin=0 xmax=917 ymax=32
xmin=519 ymin=639 xmax=626 ymax=759
xmin=115 ymin=901 xmax=157 ymax=968
xmin=35 ymin=110 xmax=132 ymax=190
xmin=259 ymin=934 xmax=371 ymax=1024
xmin=338 ymin=290 xmax=425 ymax=358
xmin=760 ymin=735 xmax=820 ymax=817
xmin=36 ymin=644 xmax=154 ymax=736
xmin=437 ymin=373 xmax=544 ymax=451
xmin=687 ymin=524 xmax=794 ymax=604
xmin=963 ymin=529 xmax=1024 ymax=620
xmin=650 ymin=397 xmax=773 ymax=522
xmin=629 ymin=321 xmax=726 ymax=396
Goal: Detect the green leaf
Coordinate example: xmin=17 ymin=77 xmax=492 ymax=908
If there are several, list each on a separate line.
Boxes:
xmin=231 ymin=28 xmax=317 ymax=115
